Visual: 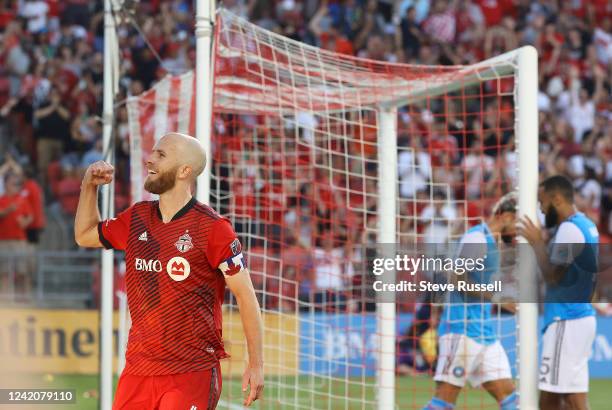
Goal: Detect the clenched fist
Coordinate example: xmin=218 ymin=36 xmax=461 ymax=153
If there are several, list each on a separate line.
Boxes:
xmin=83 ymin=161 xmax=114 ymax=186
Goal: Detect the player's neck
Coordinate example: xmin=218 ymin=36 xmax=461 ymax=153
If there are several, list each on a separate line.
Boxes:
xmin=158 ymin=187 xmax=193 ymax=223
xmin=486 ymin=218 xmax=502 ymax=237
xmin=557 ymin=204 xmax=578 ymax=223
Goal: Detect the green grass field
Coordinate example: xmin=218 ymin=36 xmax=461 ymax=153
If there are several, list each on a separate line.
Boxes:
xmin=22 ymin=373 xmax=612 ymax=409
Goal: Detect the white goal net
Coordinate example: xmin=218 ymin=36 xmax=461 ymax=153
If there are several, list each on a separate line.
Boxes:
xmin=126 ymin=8 xmax=538 ymax=409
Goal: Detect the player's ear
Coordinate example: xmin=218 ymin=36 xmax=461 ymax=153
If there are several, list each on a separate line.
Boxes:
xmin=177 ymin=164 xmax=192 ymax=180
xmin=550 ymin=191 xmax=563 ymax=208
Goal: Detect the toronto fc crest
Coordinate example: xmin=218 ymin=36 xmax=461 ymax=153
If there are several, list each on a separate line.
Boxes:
xmin=175 ymin=232 xmax=194 ymax=253
xmin=230 ymin=238 xmax=242 ymax=255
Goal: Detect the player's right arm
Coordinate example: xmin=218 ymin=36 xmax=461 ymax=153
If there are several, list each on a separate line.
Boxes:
xmin=519 ymin=217 xmax=584 ymax=285
xmin=545 ymin=221 xmax=585 ymax=285
xmin=74 ymin=160 xmax=114 ymax=248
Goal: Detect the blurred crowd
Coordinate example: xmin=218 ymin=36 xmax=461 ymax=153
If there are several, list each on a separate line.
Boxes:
xmin=242 ymin=0 xmax=611 ymax=239
xmin=0 ymin=0 xmax=609 ymax=305
xmin=222 ymin=0 xmax=611 ymax=310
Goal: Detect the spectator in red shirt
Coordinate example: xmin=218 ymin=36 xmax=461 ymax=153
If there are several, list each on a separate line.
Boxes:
xmin=0 ymin=0 xmax=15 ymax=32
xmin=477 ymin=0 xmax=509 ymax=27
xmin=20 ymin=164 xmax=45 ymax=243
xmin=0 ymin=174 xmax=33 ymax=240
xmin=57 ymin=164 xmax=82 ymax=215
xmin=0 ymin=155 xmax=46 ymax=243
xmin=0 ymin=173 xmax=34 ymax=296
xmin=422 ymin=0 xmax=457 ymax=44
xmin=309 ymin=0 xmax=355 ymax=56
xmin=455 ymin=0 xmax=485 ymax=43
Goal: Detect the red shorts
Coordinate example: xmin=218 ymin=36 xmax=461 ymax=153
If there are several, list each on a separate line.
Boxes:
xmin=113 ymin=365 xmax=222 ymax=410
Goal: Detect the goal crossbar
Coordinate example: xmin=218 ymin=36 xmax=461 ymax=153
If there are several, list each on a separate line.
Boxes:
xmin=214 ymin=9 xmax=521 ymax=113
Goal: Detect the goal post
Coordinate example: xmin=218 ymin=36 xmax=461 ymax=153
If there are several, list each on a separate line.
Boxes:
xmin=375 ymin=46 xmax=539 ymax=410
xmin=516 ymin=46 xmax=539 ymax=410
xmin=195 ymin=0 xmax=216 ymax=204
xmin=377 ymin=107 xmax=398 ymax=410
xmin=377 ymin=45 xmax=540 ymax=408
xmin=126 ymin=8 xmax=539 ymax=408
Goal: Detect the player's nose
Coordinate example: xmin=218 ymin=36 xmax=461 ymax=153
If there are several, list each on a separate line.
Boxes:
xmin=145 ymin=156 xmax=154 ymax=168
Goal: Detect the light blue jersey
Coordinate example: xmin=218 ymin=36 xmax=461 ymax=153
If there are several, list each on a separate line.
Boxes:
xmin=438 ymin=223 xmax=499 ymax=345
xmin=544 ymin=212 xmax=597 ymax=330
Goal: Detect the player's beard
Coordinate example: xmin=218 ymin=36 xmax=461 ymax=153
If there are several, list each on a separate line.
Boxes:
xmin=501 ymin=229 xmax=514 ymax=244
xmin=144 ymin=166 xmax=178 ymax=194
xmin=544 ymin=204 xmax=559 ymax=228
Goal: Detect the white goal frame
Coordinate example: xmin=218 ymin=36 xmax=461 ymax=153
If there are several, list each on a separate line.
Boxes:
xmin=374 ymin=46 xmax=539 ymax=410
xmin=193 ymin=3 xmax=539 ymax=409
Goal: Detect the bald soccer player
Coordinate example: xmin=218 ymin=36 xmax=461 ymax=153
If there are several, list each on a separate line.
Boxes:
xmin=75 ymin=133 xmax=264 ymax=409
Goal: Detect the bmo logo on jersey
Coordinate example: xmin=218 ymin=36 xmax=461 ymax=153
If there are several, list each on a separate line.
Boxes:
xmin=167 ymin=256 xmax=191 ymax=281
xmin=135 ymin=258 xmax=162 ymax=272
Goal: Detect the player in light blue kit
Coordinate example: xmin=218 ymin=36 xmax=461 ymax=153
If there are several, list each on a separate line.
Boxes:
xmin=424 ymin=193 xmax=518 ymax=410
xmin=519 ymin=175 xmax=597 ymax=410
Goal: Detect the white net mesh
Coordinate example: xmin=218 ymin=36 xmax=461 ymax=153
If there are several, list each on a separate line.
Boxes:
xmin=127 ymin=9 xmax=526 ymax=409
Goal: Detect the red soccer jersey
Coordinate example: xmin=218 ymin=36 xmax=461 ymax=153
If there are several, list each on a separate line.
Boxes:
xmin=22 ymin=179 xmax=45 ymax=229
xmin=0 ymin=194 xmax=33 ymax=240
xmin=98 ymin=198 xmax=245 ymax=376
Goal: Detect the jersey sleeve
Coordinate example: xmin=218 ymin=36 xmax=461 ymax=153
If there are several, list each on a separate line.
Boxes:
xmin=98 ymin=206 xmax=133 ymax=251
xmin=550 ymin=221 xmax=585 ymax=266
xmin=456 ymin=231 xmax=487 ymax=260
xmin=206 ymin=218 xmax=247 ymax=277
